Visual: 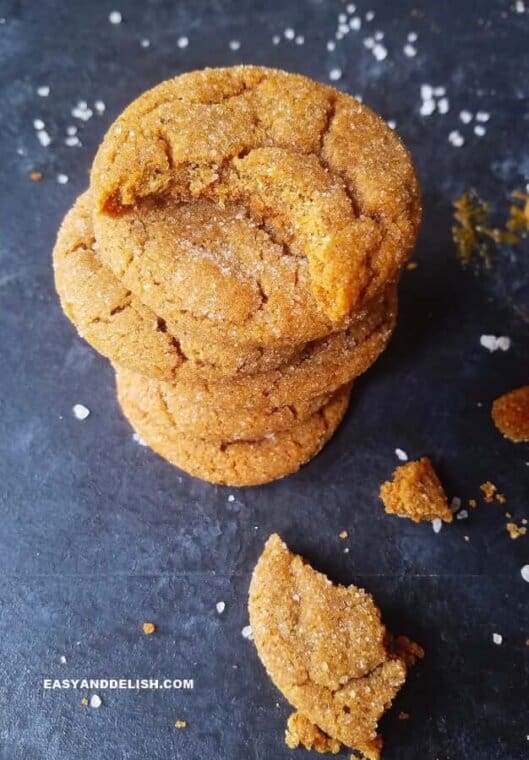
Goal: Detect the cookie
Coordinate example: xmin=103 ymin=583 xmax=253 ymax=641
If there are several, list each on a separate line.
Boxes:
xmin=115 ymin=366 xmax=342 ymax=441
xmin=91 ymin=66 xmax=420 ymax=349
xmin=113 ymin=283 xmax=395 ymax=440
xmin=248 ymin=534 xmax=418 ymax=757
xmin=380 ymin=457 xmax=453 ymax=524
xmin=491 ymin=385 xmax=529 ymax=442
xmin=116 ymin=381 xmax=351 ymax=486
xmin=53 ymin=192 xmax=304 ymax=381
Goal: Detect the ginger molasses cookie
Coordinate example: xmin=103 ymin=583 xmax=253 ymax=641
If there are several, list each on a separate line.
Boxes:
xmin=53 ymin=192 xmax=304 ymax=381
xmin=115 ymin=366 xmax=342 ymax=442
xmin=116 ymin=382 xmax=351 ymax=487
xmin=248 ymin=534 xmax=421 ymax=758
xmin=113 ymin=284 xmax=395 ymax=440
xmin=91 ymin=66 xmax=420 ymax=349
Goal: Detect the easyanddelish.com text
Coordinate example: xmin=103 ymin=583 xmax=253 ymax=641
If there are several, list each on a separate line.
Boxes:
xmin=43 ymin=678 xmax=194 ymax=690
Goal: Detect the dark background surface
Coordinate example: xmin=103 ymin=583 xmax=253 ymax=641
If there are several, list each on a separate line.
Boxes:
xmin=0 ymin=1 xmax=528 ymax=758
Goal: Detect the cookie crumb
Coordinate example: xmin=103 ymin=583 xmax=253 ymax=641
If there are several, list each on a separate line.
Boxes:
xmin=80 ymin=696 xmax=89 ymax=706
xmin=142 ymin=621 xmax=156 ymax=635
xmin=72 ymin=403 xmax=90 ymax=420
xmin=380 ymin=458 xmax=453 ymax=524
xmin=30 ymin=170 xmax=42 ymax=182
xmin=398 ymin=711 xmax=410 ymax=720
xmin=492 ymin=386 xmax=529 ymax=442
xmin=174 ymin=720 xmax=187 ymax=729
xmin=480 ymin=481 xmax=497 ymax=503
xmin=468 ymin=499 xmax=477 ymax=508
xmin=506 ymin=522 xmax=527 ymax=540
xmin=339 ymin=530 xmax=348 ymax=539
xmin=406 ymin=261 xmax=418 ymax=270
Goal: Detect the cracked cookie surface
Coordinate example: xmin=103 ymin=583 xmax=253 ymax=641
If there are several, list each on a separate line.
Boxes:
xmin=116 ymin=379 xmax=350 ymax=486
xmin=113 ymin=285 xmax=394 ymax=439
xmin=249 ymin=534 xmax=417 ymax=756
xmin=53 ymin=192 xmax=305 ymax=381
xmin=91 ymin=66 xmax=420 ymax=348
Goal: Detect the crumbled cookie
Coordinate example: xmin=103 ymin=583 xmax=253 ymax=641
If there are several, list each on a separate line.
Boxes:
xmin=285 ymin=712 xmax=341 ymax=754
xmin=380 ymin=458 xmax=453 ymax=524
xmin=91 ymin=66 xmax=420 ymax=345
xmin=248 ymin=534 xmax=420 ymax=756
xmin=492 ymin=385 xmax=529 ymax=442
xmin=116 ymin=381 xmax=350 ymax=486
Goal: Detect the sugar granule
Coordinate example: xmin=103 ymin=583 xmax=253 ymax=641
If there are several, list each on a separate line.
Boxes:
xmin=73 ymin=403 xmax=90 ymax=420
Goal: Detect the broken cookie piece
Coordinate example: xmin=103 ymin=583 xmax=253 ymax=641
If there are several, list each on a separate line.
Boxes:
xmin=492 ymin=385 xmax=529 ymax=442
xmin=380 ymin=457 xmax=453 ymax=524
xmin=248 ymin=534 xmax=421 ymax=758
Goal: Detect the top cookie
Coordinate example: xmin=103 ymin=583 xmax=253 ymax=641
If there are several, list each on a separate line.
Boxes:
xmin=91 ymin=66 xmax=420 ymax=348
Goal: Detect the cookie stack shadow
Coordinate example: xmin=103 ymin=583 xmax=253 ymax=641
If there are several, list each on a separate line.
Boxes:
xmin=53 ymin=66 xmax=420 ymax=487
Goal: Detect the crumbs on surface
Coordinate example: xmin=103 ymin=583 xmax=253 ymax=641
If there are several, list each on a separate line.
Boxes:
xmin=380 ymin=457 xmax=453 ymax=524
xmin=452 ymin=189 xmax=529 ymax=268
xmin=174 ymin=720 xmax=187 ymax=729
xmin=506 ymin=522 xmax=527 ymax=540
xmin=142 ymin=621 xmax=156 ymax=635
xmin=480 ymin=481 xmax=505 ymax=504
xmin=492 ymin=386 xmax=529 ymax=443
xmin=29 ymin=170 xmax=42 ymax=182
xmin=339 ymin=530 xmax=348 ymax=539
xmin=398 ymin=711 xmax=410 ymax=720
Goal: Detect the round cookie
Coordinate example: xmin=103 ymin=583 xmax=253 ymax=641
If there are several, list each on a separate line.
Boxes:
xmin=249 ymin=534 xmax=410 ymax=756
xmin=53 ymin=192 xmax=305 ymax=381
xmin=116 ymin=380 xmax=351 ymax=487
xmin=115 ymin=365 xmax=345 ymax=441
xmin=114 ymin=284 xmax=396 ymax=437
xmin=91 ymin=66 xmax=421 ymax=349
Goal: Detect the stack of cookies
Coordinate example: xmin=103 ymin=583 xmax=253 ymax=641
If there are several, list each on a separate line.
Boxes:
xmin=53 ymin=66 xmax=420 ymax=486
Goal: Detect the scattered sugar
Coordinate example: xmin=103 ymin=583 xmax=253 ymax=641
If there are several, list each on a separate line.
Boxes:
xmin=460 ymin=110 xmax=473 ymax=124
xmin=374 ymin=30 xmax=384 ymax=41
xmin=437 ymin=97 xmax=450 ymax=114
xmin=59 ymin=655 xmax=67 ymax=664
xmin=37 ymin=85 xmax=50 ymax=97
xmin=65 ymin=136 xmax=81 ymax=147
xmin=177 ymin=36 xmax=189 ymax=48
xmin=492 ymin=633 xmax=503 ymax=645
xmin=349 ymin=17 xmax=361 ymax=30
xmin=216 ymin=601 xmax=225 ymax=614
xmin=140 ymin=38 xmax=150 ymax=48
xmin=432 ymin=518 xmax=443 ymax=533
xmin=407 ymin=31 xmax=418 ymax=42
xmin=229 ymin=40 xmax=241 ymax=51
xmin=227 ymin=494 xmax=235 ymax=502
xmin=395 ymin=448 xmax=408 ymax=461
xmin=327 ymin=40 xmax=336 ymax=51
xmin=365 ymin=10 xmax=375 ymax=21
xmin=66 ymin=125 xmax=77 ymax=136
xmin=476 ymin=111 xmax=490 ymax=122
xmin=328 ymin=68 xmax=342 ymax=82
xmin=241 ymin=625 xmax=253 ymax=639
xmin=474 ymin=124 xmax=486 ymax=137
xmin=94 ymin=100 xmax=106 ymax=114
xmin=515 ymin=1 xmax=526 ymax=12
xmin=420 ymin=99 xmax=436 ymax=116
xmin=372 ymin=43 xmax=387 ymax=61
xmin=346 ymin=3 xmax=356 ymax=12
xmin=57 ymin=173 xmax=69 ymax=184
xmin=451 ymin=497 xmax=462 ymax=512
xmin=89 ymin=694 xmax=102 ymax=708
xmin=521 ymin=565 xmax=529 ymax=583
xmin=108 ymin=10 xmax=122 ymax=25
xmin=456 ymin=509 xmax=469 ymax=520
xmin=73 ymin=404 xmax=90 ymax=420
xmin=448 ymin=130 xmax=465 ymax=147
xmin=133 ymin=432 xmax=147 ymax=446
xmin=33 ymin=118 xmax=45 ymax=130
xmin=272 ymin=34 xmax=280 ymax=45
xmin=72 ymin=101 xmax=93 ymax=121
xmin=295 ymin=35 xmax=304 ymax=45
xmin=37 ymin=130 xmax=51 ymax=147
xmin=284 ymin=27 xmax=295 ymax=40
xmin=403 ymin=43 xmax=417 ymax=57
xmin=387 ymin=119 xmax=396 ymax=129
xmin=480 ymin=334 xmax=511 ymax=352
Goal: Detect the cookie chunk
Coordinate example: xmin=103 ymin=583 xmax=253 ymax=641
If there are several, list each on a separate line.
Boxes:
xmin=248 ymin=534 xmax=420 ymax=756
xmin=116 ymin=381 xmax=350 ymax=486
xmin=380 ymin=457 xmax=453 ymax=524
xmin=53 ymin=192 xmax=304 ymax=381
xmin=492 ymin=385 xmax=529 ymax=442
xmin=91 ymin=66 xmax=420 ymax=347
